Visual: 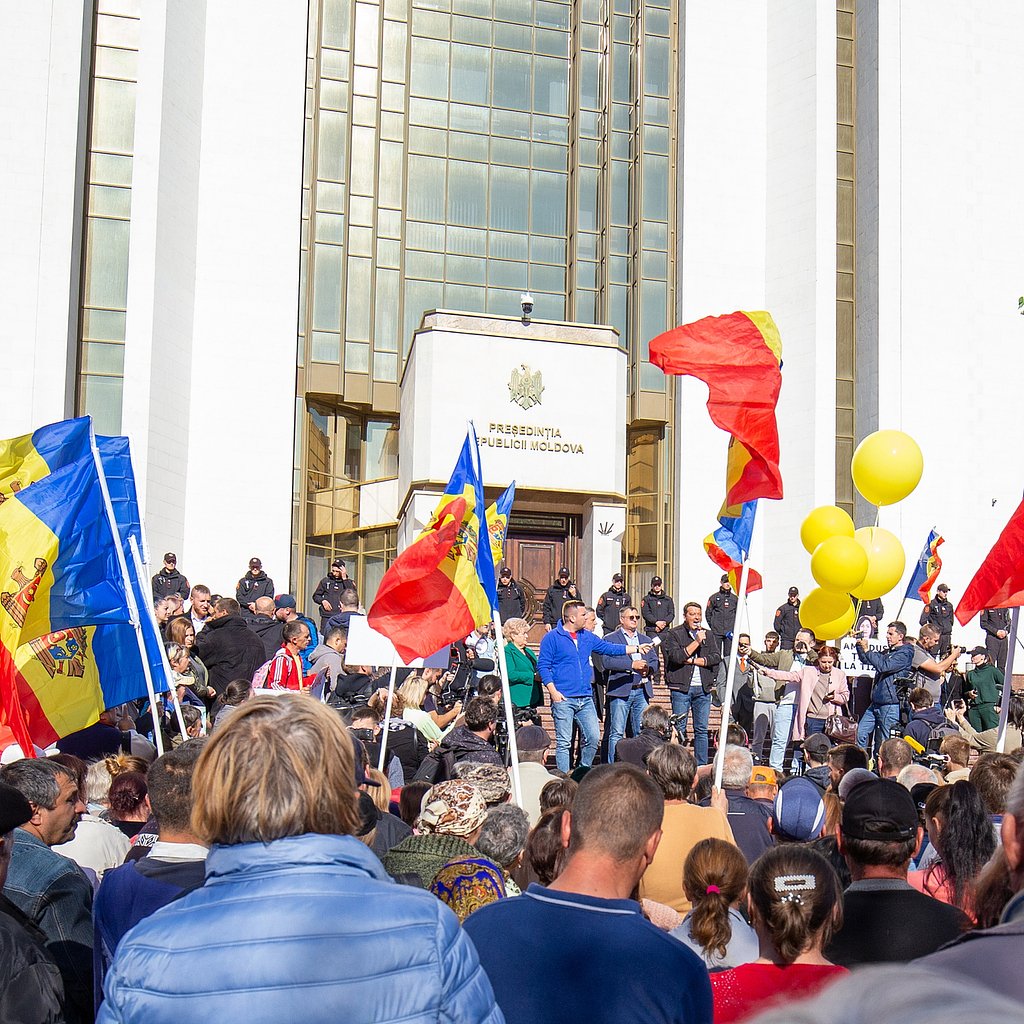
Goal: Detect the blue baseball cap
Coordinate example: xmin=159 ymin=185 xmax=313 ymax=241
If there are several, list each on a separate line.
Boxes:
xmin=772 ymin=777 xmax=826 ymax=842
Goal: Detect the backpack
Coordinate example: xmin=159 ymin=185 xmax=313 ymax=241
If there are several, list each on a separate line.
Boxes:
xmin=413 ymin=746 xmax=458 ymax=784
xmin=926 ymin=720 xmax=959 ymax=751
xmin=251 ymin=659 xmax=273 ymax=689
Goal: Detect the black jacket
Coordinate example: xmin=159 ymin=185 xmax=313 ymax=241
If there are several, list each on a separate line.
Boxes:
xmin=612 ymin=727 xmax=666 ymax=767
xmin=774 ymin=601 xmax=801 ymax=646
xmin=151 ymin=567 xmax=190 ymax=602
xmin=193 ymin=614 xmax=267 ymax=695
xmin=0 ymin=895 xmax=64 ymax=1024
xmin=542 ymin=581 xmax=581 ymax=626
xmin=311 ymin=576 xmax=359 ymax=622
xmin=245 ymin=614 xmax=284 ymax=659
xmin=497 ymin=580 xmax=526 ymax=622
xmin=706 ymin=588 xmax=738 ymax=638
xmin=235 ymin=570 xmax=275 ymax=607
xmin=363 ymin=720 xmax=429 ymax=782
xmin=324 ymin=609 xmax=364 ymax=634
xmin=641 ymin=591 xmax=675 ymax=632
xmin=596 ymin=588 xmax=631 ymax=631
xmin=661 ymin=624 xmax=721 ymax=693
xmin=414 ymin=726 xmax=503 ymax=782
xmin=920 ymin=596 xmax=954 ymax=634
xmin=980 ymin=608 xmax=1010 ymax=637
xmin=860 ymin=598 xmax=884 ymax=622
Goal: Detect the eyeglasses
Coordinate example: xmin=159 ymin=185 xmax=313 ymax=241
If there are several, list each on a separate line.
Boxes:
xmin=625 ymin=615 xmax=639 ymax=620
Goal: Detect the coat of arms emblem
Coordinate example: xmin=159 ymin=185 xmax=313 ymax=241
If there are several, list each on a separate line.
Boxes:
xmin=508 ymin=364 xmax=544 ymax=410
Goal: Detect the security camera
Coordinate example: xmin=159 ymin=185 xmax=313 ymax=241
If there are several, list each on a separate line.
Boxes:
xmin=520 ymin=292 xmax=534 ymax=318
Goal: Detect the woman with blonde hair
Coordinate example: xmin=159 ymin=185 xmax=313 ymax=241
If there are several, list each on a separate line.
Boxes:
xmin=99 ymin=695 xmax=501 ymax=1022
xmin=399 ymin=673 xmax=461 ymax=745
xmin=502 ymin=617 xmax=542 ymax=709
xmin=671 ymin=838 xmax=758 ymax=970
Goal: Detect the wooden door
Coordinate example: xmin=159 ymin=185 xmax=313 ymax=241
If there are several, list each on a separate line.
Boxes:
xmin=505 ymin=535 xmax=567 ymax=645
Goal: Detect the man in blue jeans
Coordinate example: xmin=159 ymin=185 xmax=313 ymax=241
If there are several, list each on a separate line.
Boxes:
xmin=855 ymin=620 xmax=914 ymax=757
xmin=660 ymin=602 xmax=721 ymax=765
xmin=537 ymin=600 xmax=647 ymax=773
xmin=602 ymin=606 xmax=660 ymax=763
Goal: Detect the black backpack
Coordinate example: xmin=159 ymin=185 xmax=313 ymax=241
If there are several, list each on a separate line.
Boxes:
xmin=413 ymin=746 xmax=458 ymax=784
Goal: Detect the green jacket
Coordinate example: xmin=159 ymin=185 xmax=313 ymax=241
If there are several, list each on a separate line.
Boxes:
xmin=381 ymin=833 xmax=478 ymax=889
xmin=966 ymin=663 xmax=1003 ymax=706
xmin=504 ymin=642 xmax=543 ymax=708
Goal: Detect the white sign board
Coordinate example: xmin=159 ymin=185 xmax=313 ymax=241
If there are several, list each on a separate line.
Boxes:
xmin=839 ymin=638 xmax=886 ymax=680
xmin=344 ymin=614 xmax=450 ymax=669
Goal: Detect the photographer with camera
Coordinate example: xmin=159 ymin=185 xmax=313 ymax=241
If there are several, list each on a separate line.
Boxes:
xmin=910 ymin=624 xmax=963 ymax=705
xmin=854 ymin=621 xmax=914 ymax=758
xmin=414 ymin=696 xmax=505 ymax=784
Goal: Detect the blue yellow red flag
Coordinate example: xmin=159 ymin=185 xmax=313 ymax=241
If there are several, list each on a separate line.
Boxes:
xmin=368 ymin=429 xmax=497 ymax=661
xmin=485 ymin=482 xmax=516 ymax=578
xmin=0 ymin=442 xmax=135 ymax=750
xmin=905 ymin=529 xmax=944 ymax=603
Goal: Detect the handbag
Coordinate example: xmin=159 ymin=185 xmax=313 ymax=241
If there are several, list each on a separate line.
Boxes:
xmin=824 ymin=703 xmax=857 ymax=744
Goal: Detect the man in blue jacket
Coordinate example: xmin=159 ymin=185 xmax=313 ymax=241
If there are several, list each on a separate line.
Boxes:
xmin=537 ymin=600 xmax=648 ymax=773
xmin=602 ymin=606 xmax=660 ymax=763
xmin=855 ymin=620 xmax=914 ymax=757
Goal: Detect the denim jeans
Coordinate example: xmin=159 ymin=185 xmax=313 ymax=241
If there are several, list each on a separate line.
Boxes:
xmin=856 ymin=702 xmax=900 ymax=756
xmin=551 ymin=695 xmax=601 ymax=773
xmin=669 ymin=688 xmax=712 ymax=765
xmin=606 ymin=688 xmax=649 ymax=763
xmin=770 ymin=701 xmax=796 ymax=771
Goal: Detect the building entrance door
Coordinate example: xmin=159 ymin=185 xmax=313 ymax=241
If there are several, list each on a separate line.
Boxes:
xmin=505 ymin=534 xmax=568 ymax=645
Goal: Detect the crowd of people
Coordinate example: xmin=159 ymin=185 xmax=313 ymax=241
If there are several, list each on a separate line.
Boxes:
xmin=1 ymin=555 xmax=1022 ymax=1023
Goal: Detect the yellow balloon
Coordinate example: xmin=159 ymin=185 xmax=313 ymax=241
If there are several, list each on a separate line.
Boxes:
xmin=799 ymin=587 xmax=856 ymax=641
xmin=851 ymin=430 xmax=924 ymax=507
xmin=811 ymin=536 xmax=869 ymax=593
xmin=850 ymin=527 xmax=906 ymax=600
xmin=800 ymin=505 xmax=855 ymax=555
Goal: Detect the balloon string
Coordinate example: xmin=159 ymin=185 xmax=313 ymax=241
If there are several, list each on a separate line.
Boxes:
xmin=849 ymin=505 xmax=881 ymax=639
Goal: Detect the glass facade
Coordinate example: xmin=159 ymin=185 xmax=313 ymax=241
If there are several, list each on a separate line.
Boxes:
xmin=294 ymin=0 xmax=679 ymax=601
xmin=75 ymin=0 xmax=140 ymax=435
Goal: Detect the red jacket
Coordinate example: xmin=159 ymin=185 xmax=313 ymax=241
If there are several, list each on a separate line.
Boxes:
xmin=266 ymin=647 xmax=304 ymax=691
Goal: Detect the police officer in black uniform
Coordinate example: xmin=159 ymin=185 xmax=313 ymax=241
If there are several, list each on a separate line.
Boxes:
xmin=920 ymin=583 xmax=955 ymax=656
xmin=152 ymin=552 xmax=190 ymax=602
xmin=496 ymin=566 xmax=526 ymax=621
xmin=641 ymin=576 xmax=675 ymax=634
xmin=596 ymin=573 xmax=631 ymax=632
xmin=311 ymin=558 xmax=359 ymax=631
xmin=980 ymin=607 xmax=1011 ymax=671
xmin=774 ymin=587 xmax=801 ymax=650
xmin=542 ymin=567 xmax=580 ymax=630
xmin=706 ymin=574 xmax=738 ymax=672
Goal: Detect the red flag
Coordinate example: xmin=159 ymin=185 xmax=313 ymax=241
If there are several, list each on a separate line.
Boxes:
xmin=955 ymin=497 xmax=1024 ymax=625
xmin=650 ymin=310 xmax=783 ymax=504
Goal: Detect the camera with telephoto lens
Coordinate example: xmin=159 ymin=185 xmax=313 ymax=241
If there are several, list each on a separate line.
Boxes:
xmin=914 ymin=751 xmax=949 ymax=772
xmin=350 ymin=727 xmax=375 ymax=743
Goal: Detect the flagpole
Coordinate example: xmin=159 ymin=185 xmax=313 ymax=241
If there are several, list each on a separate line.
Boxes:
xmin=376 ymin=653 xmax=399 ymax=774
xmin=493 ymin=609 xmax=523 ymax=808
xmin=713 ymin=527 xmax=756 ymax=789
xmin=89 ymin=430 xmax=164 ymax=756
xmin=996 ymin=607 xmax=1019 ymax=753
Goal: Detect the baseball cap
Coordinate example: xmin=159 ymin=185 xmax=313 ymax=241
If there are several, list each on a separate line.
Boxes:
xmin=721 ymin=573 xmax=731 ymax=584
xmin=837 ymin=767 xmax=876 ymax=802
xmin=968 ymin=646 xmax=987 ymax=658
xmin=801 ymin=733 xmax=834 ymax=757
xmin=651 ymin=576 xmax=663 ymax=586
xmin=612 ymin=573 xmax=624 ymax=582
xmin=163 ymin=552 xmax=177 ymax=563
xmin=249 ymin=557 xmax=262 ymax=569
xmin=841 ymin=778 xmax=918 ymax=842
xmin=749 ymin=766 xmax=778 ymax=786
xmin=331 ymin=558 xmax=346 ymax=569
xmin=937 ymin=584 xmax=949 ymax=593
xmin=516 ymin=724 xmax=550 ymax=751
xmin=558 ymin=566 xmax=570 ymax=577
xmin=0 ymin=781 xmax=33 ymax=834
xmin=274 ymin=594 xmax=297 ymax=611
xmin=910 ymin=782 xmax=938 ymax=812
xmin=772 ymin=777 xmax=826 ymax=841
xmin=788 ymin=586 xmax=800 ymax=597
xmin=499 ymin=566 xmax=512 ymax=577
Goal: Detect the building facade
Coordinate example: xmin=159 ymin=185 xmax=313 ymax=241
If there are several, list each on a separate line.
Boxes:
xmin=3 ymin=1 xmax=1024 ymax=643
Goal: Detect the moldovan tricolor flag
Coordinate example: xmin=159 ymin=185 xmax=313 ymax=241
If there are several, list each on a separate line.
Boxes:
xmin=956 ymin=497 xmax=1024 ymax=625
xmin=368 ymin=430 xmax=497 ymax=661
xmin=650 ymin=310 xmax=783 ymax=591
xmin=485 ymin=482 xmax=516 ymax=577
xmin=0 ymin=441 xmax=135 ymax=753
xmin=905 ymin=529 xmax=944 ymax=603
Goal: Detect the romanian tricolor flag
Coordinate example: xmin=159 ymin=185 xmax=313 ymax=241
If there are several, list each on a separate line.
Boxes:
xmin=486 ymin=482 xmax=516 ymax=576
xmin=369 ymin=430 xmax=498 ymax=662
xmin=1 ymin=426 xmax=136 ymax=752
xmin=650 ymin=311 xmax=783 ymax=590
xmin=905 ymin=529 xmax=944 ymax=604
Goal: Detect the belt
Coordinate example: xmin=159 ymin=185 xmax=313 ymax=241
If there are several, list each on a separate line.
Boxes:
xmin=631 ymin=682 xmax=645 ymax=690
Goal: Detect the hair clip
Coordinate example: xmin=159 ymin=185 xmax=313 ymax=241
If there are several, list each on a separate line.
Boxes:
xmin=779 ymin=892 xmax=804 ymax=905
xmin=774 ymin=873 xmax=816 ymax=894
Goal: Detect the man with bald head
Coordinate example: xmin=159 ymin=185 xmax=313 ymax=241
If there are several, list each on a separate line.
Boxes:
xmin=247 ymin=596 xmax=284 ymax=658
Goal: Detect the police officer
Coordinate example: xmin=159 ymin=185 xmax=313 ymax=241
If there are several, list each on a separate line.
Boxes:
xmin=542 ymin=567 xmax=581 ymax=630
xmin=920 ymin=583 xmax=955 ymax=656
xmin=980 ymin=606 xmax=1011 ymax=671
xmin=596 ymin=573 xmax=631 ymax=632
xmin=235 ymin=557 xmax=275 ymax=613
xmin=497 ymin=566 xmax=526 ymax=621
xmin=311 ymin=558 xmax=359 ymax=631
xmin=151 ymin=552 xmax=190 ymax=602
xmin=641 ymin=576 xmax=675 ymax=634
xmin=706 ymin=574 xmax=738 ymax=669
xmin=774 ymin=587 xmax=801 ymax=650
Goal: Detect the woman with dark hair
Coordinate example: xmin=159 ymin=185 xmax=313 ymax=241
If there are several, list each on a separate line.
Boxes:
xmin=517 ymin=807 xmax=567 ymax=889
xmin=107 ymin=772 xmax=151 ymax=839
xmin=909 ymin=781 xmax=996 ymax=919
xmin=538 ymin=777 xmax=578 ymax=814
xmin=211 ymin=678 xmax=254 ymax=730
xmin=671 ymin=838 xmax=757 ymax=970
xmin=711 ymin=845 xmax=847 ymax=1022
